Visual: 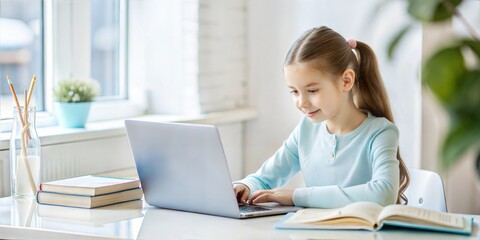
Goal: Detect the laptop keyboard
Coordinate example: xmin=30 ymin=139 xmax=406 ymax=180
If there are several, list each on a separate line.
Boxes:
xmin=239 ymin=205 xmax=271 ymax=213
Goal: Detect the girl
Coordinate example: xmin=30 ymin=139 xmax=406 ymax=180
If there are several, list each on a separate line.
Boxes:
xmin=233 ymin=26 xmax=409 ymax=208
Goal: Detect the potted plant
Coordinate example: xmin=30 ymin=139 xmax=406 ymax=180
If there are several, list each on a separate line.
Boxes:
xmin=53 ymin=78 xmax=100 ymax=128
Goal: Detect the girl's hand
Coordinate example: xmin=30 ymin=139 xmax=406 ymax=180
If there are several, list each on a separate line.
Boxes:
xmin=249 ymin=188 xmax=295 ymax=206
xmin=233 ymin=183 xmax=250 ymax=204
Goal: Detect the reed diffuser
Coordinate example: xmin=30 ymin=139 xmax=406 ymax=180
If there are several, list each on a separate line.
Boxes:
xmin=8 ymin=74 xmax=41 ymax=197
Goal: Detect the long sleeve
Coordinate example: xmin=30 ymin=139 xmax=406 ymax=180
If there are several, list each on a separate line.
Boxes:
xmin=235 ymin=112 xmax=401 ymax=209
xmin=234 ymin=126 xmax=301 ymax=194
xmin=293 ymin=125 xmax=400 ymax=208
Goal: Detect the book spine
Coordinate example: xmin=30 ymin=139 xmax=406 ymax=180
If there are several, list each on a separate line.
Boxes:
xmin=39 ymin=183 xmax=43 ymax=191
xmin=36 ymin=191 xmax=40 ymax=203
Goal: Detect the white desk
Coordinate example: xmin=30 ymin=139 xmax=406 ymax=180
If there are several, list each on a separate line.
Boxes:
xmin=0 ymin=197 xmax=479 ymax=240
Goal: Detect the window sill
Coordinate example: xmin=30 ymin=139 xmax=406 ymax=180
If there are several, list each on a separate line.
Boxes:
xmin=0 ymin=107 xmax=258 ymax=151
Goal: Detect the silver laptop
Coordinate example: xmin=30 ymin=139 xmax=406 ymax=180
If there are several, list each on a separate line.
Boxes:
xmin=124 ymin=120 xmax=301 ymax=218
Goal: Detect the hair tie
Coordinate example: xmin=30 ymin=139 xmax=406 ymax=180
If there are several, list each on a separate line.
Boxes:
xmin=347 ymin=39 xmax=357 ymax=49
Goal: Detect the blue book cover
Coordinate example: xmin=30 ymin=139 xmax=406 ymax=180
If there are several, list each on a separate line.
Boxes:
xmin=380 ymin=218 xmax=473 ymax=235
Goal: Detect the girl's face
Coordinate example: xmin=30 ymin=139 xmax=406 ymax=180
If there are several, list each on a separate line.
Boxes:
xmin=284 ymin=63 xmax=344 ymax=123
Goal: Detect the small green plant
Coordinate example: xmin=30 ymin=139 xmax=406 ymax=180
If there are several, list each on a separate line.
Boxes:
xmin=53 ymin=79 xmax=100 ymax=103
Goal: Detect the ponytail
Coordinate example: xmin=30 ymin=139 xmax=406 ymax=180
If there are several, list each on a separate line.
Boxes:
xmin=355 ymin=41 xmax=410 ymax=204
xmin=285 ymin=26 xmax=410 ymax=204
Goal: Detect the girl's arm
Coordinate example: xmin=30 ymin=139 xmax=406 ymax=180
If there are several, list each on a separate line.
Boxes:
xmin=293 ymin=127 xmax=400 ymax=208
xmin=234 ymin=125 xmax=302 ymax=196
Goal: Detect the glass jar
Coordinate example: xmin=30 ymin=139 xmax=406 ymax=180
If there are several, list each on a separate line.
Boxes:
xmin=10 ymin=197 xmax=39 ymax=227
xmin=10 ymin=106 xmax=41 ymax=198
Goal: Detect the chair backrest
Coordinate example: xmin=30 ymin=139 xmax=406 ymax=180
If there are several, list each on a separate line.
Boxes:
xmin=404 ymin=169 xmax=448 ymax=212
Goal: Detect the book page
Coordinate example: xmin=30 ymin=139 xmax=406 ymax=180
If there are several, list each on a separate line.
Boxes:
xmin=40 ymin=175 xmax=140 ymax=196
xmin=284 ymin=202 xmax=383 ymax=228
xmin=339 ymin=202 xmax=384 ymax=224
xmin=44 ymin=176 xmax=137 ymax=188
xmin=377 ymin=204 xmax=465 ymax=229
xmin=286 ymin=208 xmax=342 ymax=224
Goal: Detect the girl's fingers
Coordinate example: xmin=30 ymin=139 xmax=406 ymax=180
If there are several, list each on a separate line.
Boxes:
xmin=235 ymin=190 xmax=243 ymax=203
xmin=249 ymin=188 xmax=295 ymax=205
xmin=249 ymin=190 xmax=263 ymax=201
xmin=240 ymin=189 xmax=249 ymax=204
xmin=250 ymin=191 xmax=271 ymax=204
xmin=234 ymin=184 xmax=250 ymax=204
xmin=254 ymin=193 xmax=273 ymax=204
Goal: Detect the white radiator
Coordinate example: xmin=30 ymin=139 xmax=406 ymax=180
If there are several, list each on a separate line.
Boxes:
xmin=0 ymin=153 xmax=9 ymax=197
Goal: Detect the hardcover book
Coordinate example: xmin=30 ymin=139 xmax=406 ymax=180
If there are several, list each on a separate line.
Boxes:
xmin=37 ymin=188 xmax=143 ymax=209
xmin=275 ymin=201 xmax=473 ymax=235
xmin=39 ymin=175 xmax=140 ymax=196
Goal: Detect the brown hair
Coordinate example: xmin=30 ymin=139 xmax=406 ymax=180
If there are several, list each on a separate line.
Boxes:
xmin=284 ymin=26 xmax=410 ymax=204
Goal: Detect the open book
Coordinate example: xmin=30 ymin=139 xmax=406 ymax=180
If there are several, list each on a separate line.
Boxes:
xmin=275 ymin=201 xmax=473 ymax=235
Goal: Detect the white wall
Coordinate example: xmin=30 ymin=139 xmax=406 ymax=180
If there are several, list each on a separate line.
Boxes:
xmin=129 ymin=0 xmax=197 ymax=114
xmin=244 ymin=0 xmax=423 ymax=175
xmin=129 ymin=0 xmax=247 ymax=115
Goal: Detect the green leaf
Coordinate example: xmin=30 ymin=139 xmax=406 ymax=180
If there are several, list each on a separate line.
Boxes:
xmin=441 ymin=117 xmax=480 ymax=169
xmin=441 ymin=71 xmax=480 ymax=169
xmin=450 ymin=70 xmax=480 ymax=119
xmin=387 ymin=24 xmax=412 ymax=59
xmin=439 ymin=39 xmax=480 ymax=173
xmin=463 ymin=39 xmax=480 ymax=59
xmin=423 ymin=46 xmax=466 ymax=106
xmin=407 ymin=0 xmax=462 ymax=22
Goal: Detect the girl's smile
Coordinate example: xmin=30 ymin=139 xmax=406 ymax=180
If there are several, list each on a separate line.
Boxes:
xmin=306 ymin=109 xmax=320 ymax=118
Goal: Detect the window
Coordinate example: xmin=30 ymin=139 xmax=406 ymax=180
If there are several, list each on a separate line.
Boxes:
xmin=0 ymin=0 xmax=44 ymax=119
xmin=50 ymin=0 xmax=128 ymax=101
xmin=45 ymin=0 xmax=141 ymax=123
xmin=90 ymin=0 xmax=127 ymax=101
xmin=0 ymin=0 xmax=138 ymax=127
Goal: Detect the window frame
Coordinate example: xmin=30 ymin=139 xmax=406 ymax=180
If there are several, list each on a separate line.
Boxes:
xmin=43 ymin=0 xmax=144 ymax=126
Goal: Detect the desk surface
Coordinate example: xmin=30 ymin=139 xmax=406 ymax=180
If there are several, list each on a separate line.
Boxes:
xmin=0 ymin=197 xmax=479 ymax=240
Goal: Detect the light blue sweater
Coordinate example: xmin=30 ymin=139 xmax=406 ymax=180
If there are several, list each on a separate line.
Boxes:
xmin=237 ymin=112 xmax=400 ymax=208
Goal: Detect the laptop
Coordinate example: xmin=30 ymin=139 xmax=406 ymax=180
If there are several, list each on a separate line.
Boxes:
xmin=124 ymin=120 xmax=301 ymax=218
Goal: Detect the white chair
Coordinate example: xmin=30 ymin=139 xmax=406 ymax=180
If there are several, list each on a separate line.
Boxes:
xmin=404 ymin=169 xmax=448 ymax=212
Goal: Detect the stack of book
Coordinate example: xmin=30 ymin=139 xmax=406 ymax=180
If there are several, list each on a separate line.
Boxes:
xmin=37 ymin=175 xmax=143 ymax=208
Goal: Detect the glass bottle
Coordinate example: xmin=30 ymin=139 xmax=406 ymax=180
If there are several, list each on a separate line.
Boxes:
xmin=10 ymin=106 xmax=41 ymax=198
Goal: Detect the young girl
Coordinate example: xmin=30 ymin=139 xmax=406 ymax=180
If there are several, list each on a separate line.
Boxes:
xmin=233 ymin=26 xmax=409 ymax=208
